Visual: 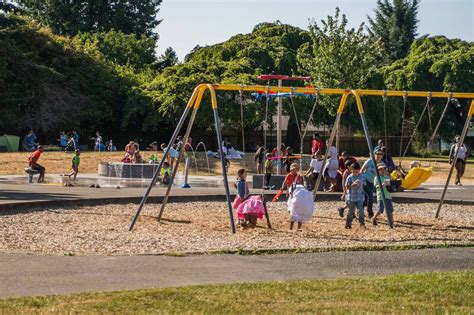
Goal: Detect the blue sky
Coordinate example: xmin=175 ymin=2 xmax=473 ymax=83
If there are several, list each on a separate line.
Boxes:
xmin=156 ymin=0 xmax=473 ymax=60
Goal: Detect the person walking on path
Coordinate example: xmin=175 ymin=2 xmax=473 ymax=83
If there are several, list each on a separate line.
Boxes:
xmin=361 ymin=148 xmax=384 ymax=218
xmin=28 ymin=146 xmax=45 ymax=183
xmin=449 ymin=135 xmax=470 ymax=186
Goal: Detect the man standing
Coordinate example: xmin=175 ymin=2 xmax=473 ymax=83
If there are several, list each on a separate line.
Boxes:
xmin=28 ymin=146 xmax=45 ymax=183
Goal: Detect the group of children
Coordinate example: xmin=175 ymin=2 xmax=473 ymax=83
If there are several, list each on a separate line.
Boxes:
xmin=235 ymin=147 xmax=395 ymax=230
xmin=234 ymin=163 xmax=314 ymax=230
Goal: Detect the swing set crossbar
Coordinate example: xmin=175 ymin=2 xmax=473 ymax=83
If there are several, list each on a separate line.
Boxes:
xmin=129 ymin=83 xmax=474 ymax=233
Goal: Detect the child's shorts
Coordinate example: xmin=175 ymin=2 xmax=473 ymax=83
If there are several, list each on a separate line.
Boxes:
xmin=377 ymin=199 xmax=394 ymax=214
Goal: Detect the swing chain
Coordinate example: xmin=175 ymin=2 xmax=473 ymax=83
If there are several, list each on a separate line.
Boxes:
xmin=382 ymin=90 xmax=388 ymax=152
xmin=239 ymin=84 xmax=245 ymax=158
xmin=398 ymin=91 xmax=409 ymax=165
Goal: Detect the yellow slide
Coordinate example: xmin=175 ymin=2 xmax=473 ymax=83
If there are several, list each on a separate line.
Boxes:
xmin=401 ymin=167 xmax=433 ymax=190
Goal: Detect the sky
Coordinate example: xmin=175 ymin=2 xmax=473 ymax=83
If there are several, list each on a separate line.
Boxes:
xmin=155 ymin=0 xmax=473 ymax=60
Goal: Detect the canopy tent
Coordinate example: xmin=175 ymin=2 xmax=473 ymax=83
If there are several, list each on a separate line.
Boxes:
xmin=0 ymin=134 xmax=20 ymax=152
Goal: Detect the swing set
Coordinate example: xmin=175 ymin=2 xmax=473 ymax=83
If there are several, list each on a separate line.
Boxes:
xmin=128 ymin=81 xmax=474 ymax=233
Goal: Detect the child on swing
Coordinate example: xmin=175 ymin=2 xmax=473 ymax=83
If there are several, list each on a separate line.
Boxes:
xmin=280 ymin=163 xmax=313 ymax=230
xmin=233 ymin=169 xmax=265 ymax=228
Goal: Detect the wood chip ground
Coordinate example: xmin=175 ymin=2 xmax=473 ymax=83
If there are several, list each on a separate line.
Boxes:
xmin=0 ymin=201 xmax=472 ymax=255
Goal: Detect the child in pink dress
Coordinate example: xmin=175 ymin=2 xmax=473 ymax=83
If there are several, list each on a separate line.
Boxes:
xmin=232 ymin=169 xmax=265 ymax=228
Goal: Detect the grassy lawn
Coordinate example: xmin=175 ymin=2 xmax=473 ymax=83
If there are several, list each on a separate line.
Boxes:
xmin=1 ymin=270 xmax=472 ymax=314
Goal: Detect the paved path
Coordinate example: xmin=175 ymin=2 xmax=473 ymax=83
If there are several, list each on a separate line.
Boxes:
xmin=0 ymin=247 xmax=472 ymax=298
xmin=1 ymin=181 xmax=473 ymax=209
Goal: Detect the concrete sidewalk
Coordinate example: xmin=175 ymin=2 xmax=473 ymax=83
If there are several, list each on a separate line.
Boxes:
xmin=1 ymin=180 xmax=473 ymax=209
xmin=0 ymin=247 xmax=472 ymax=298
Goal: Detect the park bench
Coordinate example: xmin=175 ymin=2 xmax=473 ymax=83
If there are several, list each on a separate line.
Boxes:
xmin=24 ymin=167 xmax=39 ymax=183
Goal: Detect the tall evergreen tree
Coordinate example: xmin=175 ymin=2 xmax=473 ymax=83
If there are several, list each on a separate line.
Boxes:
xmin=17 ymin=0 xmax=162 ymax=37
xmin=157 ymin=47 xmax=179 ymax=70
xmin=367 ymin=0 xmax=419 ymax=60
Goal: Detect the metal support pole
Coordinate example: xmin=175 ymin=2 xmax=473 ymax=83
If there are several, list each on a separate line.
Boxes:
xmin=128 ymin=95 xmax=195 ymax=231
xmin=181 ymin=154 xmax=191 ymax=188
xmin=354 ymin=92 xmax=392 ymax=227
xmin=213 ymin=107 xmax=236 ymax=234
xmin=313 ymin=93 xmax=349 ymax=199
xmin=158 ymin=106 xmax=199 ymax=221
xmin=435 ymin=100 xmax=474 ymax=218
xmin=277 ymin=79 xmax=283 ymax=175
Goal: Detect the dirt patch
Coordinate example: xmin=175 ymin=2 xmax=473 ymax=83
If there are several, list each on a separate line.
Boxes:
xmin=0 ymin=201 xmax=472 ymax=255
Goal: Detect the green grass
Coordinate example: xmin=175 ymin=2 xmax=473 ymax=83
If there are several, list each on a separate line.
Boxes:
xmin=1 ymin=270 xmax=473 ymax=314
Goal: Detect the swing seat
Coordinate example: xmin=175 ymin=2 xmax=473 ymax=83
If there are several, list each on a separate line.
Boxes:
xmin=401 ymin=167 xmax=432 ymax=190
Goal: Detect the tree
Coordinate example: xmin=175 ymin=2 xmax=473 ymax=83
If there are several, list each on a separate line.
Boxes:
xmin=297 ymin=7 xmax=389 ymax=133
xmin=367 ymin=0 xmax=419 ymax=60
xmin=73 ymin=30 xmax=158 ymax=69
xmin=16 ymin=0 xmax=162 ymax=37
xmin=156 ymin=47 xmax=179 ymax=70
xmin=383 ymin=36 xmax=474 ymax=144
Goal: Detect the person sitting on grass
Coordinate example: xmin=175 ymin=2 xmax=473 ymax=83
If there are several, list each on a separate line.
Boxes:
xmin=28 ymin=146 xmax=45 ymax=183
xmin=232 ymin=169 xmax=265 ymax=228
xmin=67 ymin=149 xmax=80 ymax=181
xmin=337 ymin=160 xmax=354 ymax=218
xmin=372 ymin=163 xmax=394 ymax=228
xmin=345 ymin=162 xmax=366 ymax=229
xmin=160 ymin=161 xmax=172 ymax=185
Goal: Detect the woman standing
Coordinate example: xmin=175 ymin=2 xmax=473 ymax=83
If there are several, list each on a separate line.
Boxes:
xmin=449 ymin=135 xmax=470 ymax=186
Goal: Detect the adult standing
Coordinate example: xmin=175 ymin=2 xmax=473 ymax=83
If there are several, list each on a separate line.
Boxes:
xmin=361 ymin=148 xmax=384 ymax=218
xmin=93 ymin=131 xmax=103 ymax=151
xmin=254 ymin=145 xmax=266 ymax=174
xmin=23 ymin=130 xmax=37 ymax=152
xmin=72 ymin=130 xmax=79 ymax=150
xmin=311 ymin=133 xmax=324 ymax=156
xmin=449 ymin=135 xmax=470 ymax=186
xmin=373 ymin=139 xmax=384 ymax=153
xmin=28 ymin=146 xmax=45 ymax=183
xmin=58 ymin=131 xmax=68 ymax=150
xmin=381 ymin=147 xmax=396 ymax=173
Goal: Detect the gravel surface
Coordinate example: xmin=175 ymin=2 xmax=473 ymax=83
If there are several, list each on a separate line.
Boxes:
xmin=0 ymin=201 xmax=472 ymax=255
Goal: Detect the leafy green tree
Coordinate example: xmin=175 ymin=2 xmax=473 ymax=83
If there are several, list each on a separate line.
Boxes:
xmin=383 ymin=36 xmax=474 ymax=144
xmin=73 ymin=30 xmax=157 ymax=69
xmin=16 ymin=0 xmax=162 ymax=37
xmin=297 ymin=7 xmax=390 ymax=134
xmin=367 ymin=0 xmax=419 ymax=60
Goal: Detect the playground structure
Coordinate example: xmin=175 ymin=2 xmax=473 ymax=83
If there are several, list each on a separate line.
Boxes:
xmin=129 ymin=81 xmax=474 ymax=233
